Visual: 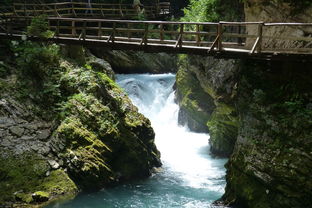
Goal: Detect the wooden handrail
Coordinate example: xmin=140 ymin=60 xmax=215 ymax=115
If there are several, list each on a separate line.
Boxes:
xmin=10 ymin=1 xmax=172 ymax=19
xmin=1 ymin=16 xmax=311 ymax=58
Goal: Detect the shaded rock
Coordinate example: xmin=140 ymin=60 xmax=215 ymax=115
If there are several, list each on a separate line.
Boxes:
xmin=175 ymin=55 xmax=239 ymax=156
xmin=91 ymin=49 xmax=178 ymax=74
xmin=32 ymin=191 xmax=49 ymax=202
xmin=48 ymin=160 xmax=60 ymax=169
xmin=9 ymin=126 xmax=24 ymax=137
xmin=15 ymin=192 xmax=33 ymax=203
xmin=37 ymin=129 xmax=51 ymax=141
xmin=222 ymin=59 xmax=312 ymax=208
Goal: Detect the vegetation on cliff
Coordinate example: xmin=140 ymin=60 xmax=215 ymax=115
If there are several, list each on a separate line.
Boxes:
xmin=223 ymin=59 xmax=312 ymax=208
xmin=0 ymin=17 xmax=161 ymax=207
xmin=182 ymin=0 xmax=243 ymax=22
xmin=176 ymin=0 xmax=312 ymax=207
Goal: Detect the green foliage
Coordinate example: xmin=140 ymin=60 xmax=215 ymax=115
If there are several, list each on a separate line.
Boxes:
xmin=0 ymin=63 xmax=9 ymax=78
xmin=27 ymin=15 xmax=54 ymax=38
xmin=182 ymin=0 xmax=243 ymax=22
xmin=9 ymin=41 xmax=63 ymax=118
xmin=0 ymin=152 xmax=49 ymax=202
xmin=277 ymin=0 xmax=312 ymax=9
xmin=182 ymin=0 xmax=219 ymax=22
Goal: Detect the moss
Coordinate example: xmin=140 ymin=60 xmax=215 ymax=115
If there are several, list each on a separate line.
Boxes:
xmin=207 ymin=103 xmax=238 ymax=156
xmin=15 ymin=193 xmax=33 ymax=204
xmin=39 ymin=170 xmax=78 ymax=196
xmin=0 ymin=40 xmax=161 ymax=206
xmin=176 ymin=66 xmax=215 ymax=131
xmin=0 ymin=151 xmax=50 ymax=203
xmin=32 ymin=191 xmax=50 ymax=202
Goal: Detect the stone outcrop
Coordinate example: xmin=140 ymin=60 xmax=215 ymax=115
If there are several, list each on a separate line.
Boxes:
xmin=0 ymin=42 xmax=161 ymax=207
xmin=222 ymin=59 xmax=312 ymax=208
xmin=175 ymin=55 xmax=239 ymax=156
xmin=90 ymin=49 xmax=178 ymax=74
xmin=245 ymin=0 xmax=312 ymax=49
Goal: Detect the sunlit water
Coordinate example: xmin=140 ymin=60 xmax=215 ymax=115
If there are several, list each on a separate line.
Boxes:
xmin=47 ymin=73 xmax=227 ymax=208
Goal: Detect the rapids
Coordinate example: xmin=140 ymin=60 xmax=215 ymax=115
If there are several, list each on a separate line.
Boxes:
xmin=47 ymin=73 xmax=227 ymax=208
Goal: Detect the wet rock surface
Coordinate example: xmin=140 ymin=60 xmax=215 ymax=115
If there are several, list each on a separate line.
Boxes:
xmin=0 ymin=43 xmax=161 ymax=207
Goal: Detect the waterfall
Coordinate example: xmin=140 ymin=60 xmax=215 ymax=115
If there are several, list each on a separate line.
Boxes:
xmin=117 ymin=74 xmax=227 ymax=207
xmin=47 ymin=73 xmax=227 ymax=208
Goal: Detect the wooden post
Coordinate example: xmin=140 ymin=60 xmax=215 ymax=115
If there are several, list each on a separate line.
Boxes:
xmin=112 ymin=22 xmax=116 ymax=43
xmin=196 ymin=24 xmax=200 ymax=46
xmin=237 ymin=25 xmax=242 ymax=45
xmin=82 ymin=20 xmax=86 ymax=40
xmin=98 ymin=22 xmax=102 ymax=39
xmin=56 ymin=19 xmax=60 ymax=37
xmin=54 ymin=4 xmax=57 ymax=16
xmin=141 ymin=23 xmax=148 ymax=46
xmin=13 ymin=4 xmax=17 ymax=16
xmin=72 ymin=21 xmax=76 ymax=37
xmin=179 ymin=23 xmax=184 ymax=47
xmin=127 ymin=23 xmax=131 ymax=39
xmin=160 ymin=23 xmax=164 ymax=42
xmin=71 ymin=3 xmax=76 ymax=17
xmin=217 ymin=22 xmax=223 ymax=51
xmin=257 ymin=22 xmax=263 ymax=53
xmin=23 ymin=3 xmax=26 ymax=16
xmin=100 ymin=4 xmax=104 ymax=17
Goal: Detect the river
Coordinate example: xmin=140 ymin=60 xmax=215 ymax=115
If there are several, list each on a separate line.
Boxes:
xmin=47 ymin=73 xmax=227 ymax=208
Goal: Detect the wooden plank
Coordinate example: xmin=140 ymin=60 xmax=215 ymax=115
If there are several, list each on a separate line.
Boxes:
xmin=262 ymin=35 xmax=312 ymax=42
xmin=160 ymin=24 xmax=164 ymax=41
xmin=217 ymin=23 xmax=223 ymax=50
xmin=196 ymin=24 xmax=200 ymax=46
xmin=250 ymin=37 xmax=260 ymax=54
xmin=208 ymin=34 xmax=221 ymax=53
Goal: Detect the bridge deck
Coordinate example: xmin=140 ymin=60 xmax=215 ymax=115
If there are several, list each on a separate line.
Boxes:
xmin=0 ymin=16 xmax=311 ymax=61
xmin=1 ymin=1 xmax=171 ymax=20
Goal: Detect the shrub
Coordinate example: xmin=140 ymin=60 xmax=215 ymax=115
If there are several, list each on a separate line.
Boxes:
xmin=27 ymin=15 xmax=54 ymax=38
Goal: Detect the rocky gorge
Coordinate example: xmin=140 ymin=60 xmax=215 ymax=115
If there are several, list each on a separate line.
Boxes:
xmin=0 ymin=0 xmax=311 ymax=207
xmin=175 ymin=0 xmax=312 ymax=207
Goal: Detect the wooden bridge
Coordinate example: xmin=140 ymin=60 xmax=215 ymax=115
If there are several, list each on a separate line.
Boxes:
xmin=0 ymin=16 xmax=312 ymax=60
xmin=0 ymin=1 xmax=171 ymax=19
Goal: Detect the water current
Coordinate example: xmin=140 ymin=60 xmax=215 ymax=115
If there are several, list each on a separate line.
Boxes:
xmin=47 ymin=73 xmax=227 ymax=208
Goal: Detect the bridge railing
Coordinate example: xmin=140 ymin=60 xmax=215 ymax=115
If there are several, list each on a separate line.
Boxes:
xmin=9 ymin=2 xmax=169 ymax=19
xmin=1 ymin=17 xmax=311 ymax=55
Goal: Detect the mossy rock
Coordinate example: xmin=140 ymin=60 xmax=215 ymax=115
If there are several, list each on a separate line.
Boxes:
xmin=0 ymin=41 xmax=161 ymax=206
xmin=176 ymin=66 xmax=215 ymax=132
xmin=15 ymin=193 xmax=33 ymax=204
xmin=0 ymin=151 xmax=50 ymax=203
xmin=32 ymin=191 xmax=50 ymax=202
xmin=207 ymin=103 xmax=238 ymax=157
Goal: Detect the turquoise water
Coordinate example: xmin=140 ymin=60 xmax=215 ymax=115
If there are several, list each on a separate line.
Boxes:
xmin=46 ymin=74 xmax=227 ymax=208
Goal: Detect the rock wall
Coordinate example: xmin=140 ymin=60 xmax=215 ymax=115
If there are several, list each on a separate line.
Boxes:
xmin=245 ymin=0 xmax=312 ymax=50
xmin=222 ymin=59 xmax=312 ymax=208
xmin=175 ymin=2 xmax=312 ymax=207
xmin=175 ymin=55 xmax=239 ymax=156
xmin=0 ymin=42 xmax=161 ymax=207
xmin=91 ymin=49 xmax=178 ymax=74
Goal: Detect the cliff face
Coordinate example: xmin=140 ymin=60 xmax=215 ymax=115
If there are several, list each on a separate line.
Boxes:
xmin=91 ymin=49 xmax=178 ymax=74
xmin=245 ymin=0 xmax=312 ymax=49
xmin=222 ymin=59 xmax=312 ymax=208
xmin=221 ymin=2 xmax=312 ymax=207
xmin=175 ymin=1 xmax=312 ymax=207
xmin=0 ymin=41 xmax=161 ymax=206
xmin=176 ymin=55 xmax=239 ymax=156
